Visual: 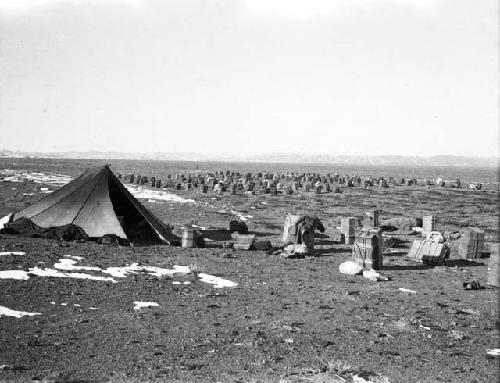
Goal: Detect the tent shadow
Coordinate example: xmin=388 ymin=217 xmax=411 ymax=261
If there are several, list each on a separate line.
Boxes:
xmin=383 ymin=250 xmax=408 ymax=257
xmin=381 ymin=264 xmax=433 ymax=271
xmin=202 ymin=229 xmax=272 ymax=241
xmin=312 ymin=247 xmax=349 ymax=257
xmin=315 ymin=233 xmax=330 ymax=239
xmin=315 ymin=239 xmax=339 ymax=246
xmin=202 ymin=229 xmax=232 ymax=241
xmin=445 ymin=259 xmax=485 ymax=267
xmin=250 ymin=231 xmax=275 ymax=238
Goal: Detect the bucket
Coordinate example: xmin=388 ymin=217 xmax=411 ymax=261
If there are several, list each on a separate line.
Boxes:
xmin=300 ymin=231 xmax=315 ymax=252
xmin=181 ymin=230 xmax=196 ymax=248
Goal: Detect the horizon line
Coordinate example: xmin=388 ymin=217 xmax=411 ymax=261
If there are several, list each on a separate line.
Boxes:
xmin=0 ymin=149 xmax=498 ymax=160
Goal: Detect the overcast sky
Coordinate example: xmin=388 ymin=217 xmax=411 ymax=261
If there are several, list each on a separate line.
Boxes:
xmin=0 ymin=0 xmax=497 ymax=157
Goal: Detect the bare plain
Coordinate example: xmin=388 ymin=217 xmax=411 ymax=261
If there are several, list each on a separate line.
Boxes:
xmin=0 ymin=158 xmax=498 ymax=383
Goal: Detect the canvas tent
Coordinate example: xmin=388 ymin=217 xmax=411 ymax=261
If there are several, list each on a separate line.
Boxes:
xmin=8 ymin=165 xmax=179 ymax=244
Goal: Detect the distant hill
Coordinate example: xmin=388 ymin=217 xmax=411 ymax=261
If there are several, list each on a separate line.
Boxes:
xmin=0 ymin=149 xmax=497 ymax=167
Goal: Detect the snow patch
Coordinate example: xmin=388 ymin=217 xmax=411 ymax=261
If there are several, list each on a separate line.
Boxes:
xmin=146 ymin=265 xmax=191 ymax=278
xmin=54 ymin=259 xmax=101 ymax=272
xmin=0 ymin=305 xmax=40 ymax=318
xmin=0 ymin=214 xmax=13 ymax=230
xmin=0 ymin=270 xmax=30 ymax=280
xmin=0 ymin=257 xmax=235 ymax=289
xmin=28 ymin=267 xmax=117 ymax=283
xmin=102 ymin=263 xmax=190 ymax=278
xmin=0 ymin=251 xmax=26 ymax=256
xmin=198 ymin=273 xmax=238 ymax=288
xmin=125 ymin=184 xmax=196 ymax=204
xmin=64 ymin=255 xmax=84 ymax=261
xmin=0 ymin=169 xmax=73 ymax=185
xmin=133 ymin=301 xmax=159 ymax=310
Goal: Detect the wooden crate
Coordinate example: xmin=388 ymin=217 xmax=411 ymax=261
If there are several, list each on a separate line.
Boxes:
xmin=487 ymin=251 xmax=499 ymax=287
xmin=363 ymin=210 xmax=379 ymax=228
xmin=406 ymin=239 xmax=449 ymax=266
xmin=422 ymin=215 xmax=436 ymax=236
xmin=340 ymin=217 xmax=356 ymax=245
xmin=233 ymin=234 xmax=256 ymax=250
xmin=458 ymin=227 xmax=485 ymax=259
xmin=352 ymin=231 xmax=382 ymax=270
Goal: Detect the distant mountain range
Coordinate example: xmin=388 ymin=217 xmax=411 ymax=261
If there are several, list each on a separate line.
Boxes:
xmin=0 ymin=149 xmax=497 ymax=167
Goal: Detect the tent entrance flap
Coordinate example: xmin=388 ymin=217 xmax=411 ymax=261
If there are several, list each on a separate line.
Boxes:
xmin=108 ymin=176 xmax=159 ymax=243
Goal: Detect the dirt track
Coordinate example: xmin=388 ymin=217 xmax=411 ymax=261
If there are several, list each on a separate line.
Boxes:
xmin=0 ymin=172 xmax=498 ymax=382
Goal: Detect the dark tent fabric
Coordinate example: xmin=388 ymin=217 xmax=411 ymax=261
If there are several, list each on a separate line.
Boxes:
xmin=10 ymin=165 xmax=180 ymax=244
xmin=1 ymin=217 xmax=88 ymax=241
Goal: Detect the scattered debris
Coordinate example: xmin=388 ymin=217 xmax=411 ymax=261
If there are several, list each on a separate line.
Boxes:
xmin=462 ymin=280 xmax=481 ymax=290
xmin=455 ymin=308 xmax=480 ymax=316
xmin=283 ymin=244 xmax=309 ymax=258
xmin=448 ymin=329 xmax=466 ymax=340
xmin=362 ymin=269 xmax=389 ymax=282
xmin=393 ymin=317 xmax=416 ymax=332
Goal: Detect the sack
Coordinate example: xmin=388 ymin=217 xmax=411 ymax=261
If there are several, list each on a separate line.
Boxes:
xmin=229 ymin=219 xmax=248 ymax=234
xmin=339 ymin=261 xmax=363 ymax=275
xmin=282 ymin=214 xmax=304 ymax=244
